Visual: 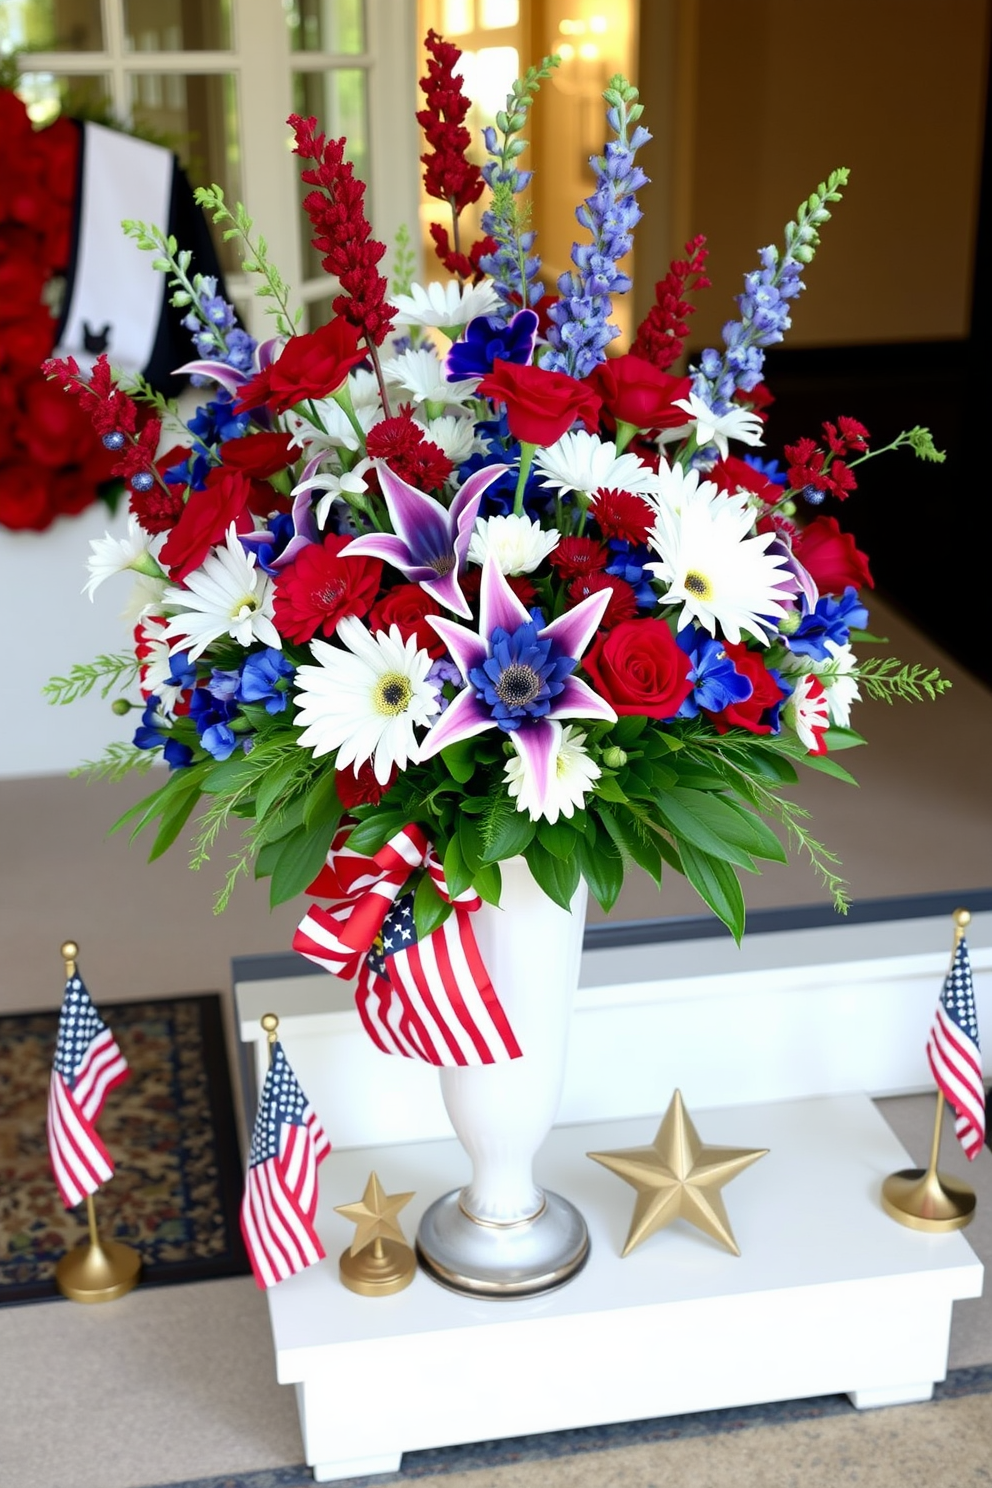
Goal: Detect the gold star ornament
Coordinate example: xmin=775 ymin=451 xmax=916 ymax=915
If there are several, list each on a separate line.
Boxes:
xmin=588 ymin=1090 xmax=768 ymax=1257
xmin=334 ymin=1172 xmax=417 ymax=1296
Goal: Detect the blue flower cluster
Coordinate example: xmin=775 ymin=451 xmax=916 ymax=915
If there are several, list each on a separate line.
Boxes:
xmin=692 ymin=245 xmax=805 ymax=411
xmin=182 ymin=277 xmax=257 ymax=376
xmin=478 ymin=126 xmax=544 ymax=318
xmin=676 ymin=628 xmax=754 ymax=719
xmin=468 ymin=621 xmax=575 ymax=731
xmin=445 ymin=308 xmax=538 ymax=382
xmin=163 ymin=392 xmax=250 ymax=490
xmin=543 ymin=91 xmax=650 ymax=379
xmin=133 ymin=648 xmax=293 ymax=766
xmin=785 ymin=588 xmax=868 ymax=661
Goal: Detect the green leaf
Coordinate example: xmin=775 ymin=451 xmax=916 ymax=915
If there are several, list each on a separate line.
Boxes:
xmin=457 ymin=812 xmax=484 ymax=874
xmin=598 ymin=805 xmax=663 ymax=885
xmin=477 ymin=806 xmax=536 ymax=863
xmin=523 ymin=839 xmax=581 ymax=910
xmin=443 ymin=833 xmax=473 ymax=899
xmin=822 ymin=726 xmax=867 ymax=752
xmin=537 ymin=817 xmax=579 ymax=861
xmin=345 ymin=811 xmax=410 ymax=857
xmin=653 ymin=788 xmax=758 ymax=870
xmin=254 ymin=839 xmax=284 ymax=881
xmin=440 ymin=739 xmax=477 ymax=784
xmin=593 ymin=773 xmax=629 ymax=804
xmin=269 ymin=818 xmax=338 ymax=907
xmin=801 ymin=754 xmax=861 ymax=786
xmin=254 ymin=754 xmax=301 ymax=821
xmin=612 ymin=715 xmax=648 ymax=747
xmin=302 ymin=766 xmax=343 ymax=832
xmin=679 ymin=844 xmax=746 ymax=942
xmin=413 ymin=873 xmax=454 ymax=936
xmin=472 ymin=860 xmax=503 ymax=907
xmin=718 ymin=799 xmax=789 ymax=864
xmin=147 ymin=776 xmax=204 ymax=861
xmin=575 ymin=828 xmax=624 ymax=912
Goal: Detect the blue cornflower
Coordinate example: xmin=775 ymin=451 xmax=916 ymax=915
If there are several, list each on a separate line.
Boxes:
xmin=182 ymin=278 xmax=258 ymax=379
xmin=676 ymin=627 xmax=754 ymax=719
xmin=468 ymin=620 xmax=575 ymax=732
xmin=479 ymin=115 xmax=545 ymax=317
xmin=605 ymin=541 xmax=656 ymax=607
xmin=543 ymin=87 xmax=651 ymax=379
xmin=239 ymin=649 xmax=294 ymax=714
xmin=445 ymin=309 xmax=538 ymax=382
xmin=786 ymin=588 xmax=870 ymax=661
xmin=206 ymin=668 xmax=241 ymax=703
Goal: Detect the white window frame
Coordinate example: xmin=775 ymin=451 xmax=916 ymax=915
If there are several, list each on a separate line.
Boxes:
xmin=14 ymin=0 xmax=423 ymax=337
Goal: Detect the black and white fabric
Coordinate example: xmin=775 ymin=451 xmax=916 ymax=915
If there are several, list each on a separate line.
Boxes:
xmin=54 ymin=120 xmax=226 ymax=394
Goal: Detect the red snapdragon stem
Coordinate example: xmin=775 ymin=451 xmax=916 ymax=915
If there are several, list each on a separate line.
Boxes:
xmin=289 ymin=114 xmax=395 ymax=410
xmin=632 ymin=235 xmax=710 ymax=372
xmin=417 ymin=28 xmax=489 ymax=278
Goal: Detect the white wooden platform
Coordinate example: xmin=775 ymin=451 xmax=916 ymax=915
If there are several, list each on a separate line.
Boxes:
xmin=234 ymin=911 xmax=989 ymax=1482
xmin=262 ymin=1094 xmax=981 ymax=1482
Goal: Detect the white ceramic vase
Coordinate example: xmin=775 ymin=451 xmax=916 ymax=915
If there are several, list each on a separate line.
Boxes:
xmin=415 ymin=856 xmax=590 ymax=1297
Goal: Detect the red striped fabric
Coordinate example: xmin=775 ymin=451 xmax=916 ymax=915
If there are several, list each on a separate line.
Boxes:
xmin=47 ymin=977 xmax=129 ymax=1209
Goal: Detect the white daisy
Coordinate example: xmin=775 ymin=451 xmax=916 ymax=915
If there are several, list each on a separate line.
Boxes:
xmin=533 ymin=431 xmax=660 ymax=498
xmin=135 ymin=616 xmax=187 ymax=717
xmin=383 ymin=347 xmax=479 ymax=406
xmin=83 ymin=517 xmax=164 ymax=600
xmin=647 ymin=489 xmax=793 ymax=645
xmin=652 ymin=459 xmax=722 ymax=521
xmin=120 ymin=572 xmax=168 ymax=623
xmin=161 ymin=525 xmax=280 ymax=662
xmin=782 ymin=640 xmax=861 ymax=727
xmin=390 ymin=278 xmax=501 ymax=331
xmin=294 ymin=618 xmax=441 ymax=784
xmin=287 ymin=386 xmax=381 ymax=454
xmin=468 ymin=513 xmax=560 ymax=575
xmin=673 ymin=393 xmax=765 ymax=459
xmin=415 ymin=412 xmax=485 ymax=465
xmin=504 ymin=724 xmax=601 ymax=823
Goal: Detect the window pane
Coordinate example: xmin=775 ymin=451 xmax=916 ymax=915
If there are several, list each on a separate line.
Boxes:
xmin=479 ymin=0 xmax=517 ymax=27
xmin=287 ymin=0 xmax=364 ymax=53
xmin=303 ymin=293 xmax=337 ymax=333
xmin=129 ymin=72 xmax=241 ymax=272
xmin=292 ymin=69 xmax=368 ymax=279
xmin=123 ymin=0 xmax=232 ymax=51
xmin=0 ymin=0 xmax=103 ymax=50
xmin=15 ymin=69 xmax=109 ymax=127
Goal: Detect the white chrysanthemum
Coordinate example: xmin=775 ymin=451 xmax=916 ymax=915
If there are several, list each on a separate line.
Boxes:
xmin=415 ymin=412 xmax=485 ymax=465
xmin=782 ymin=672 xmax=831 ymax=752
xmin=504 ymin=724 xmax=601 ymax=824
xmin=161 ymin=524 xmax=280 ymax=662
xmin=120 ymin=572 xmax=168 ymax=623
xmin=647 ymin=489 xmax=792 ymax=645
xmin=782 ymin=640 xmax=861 ymax=727
xmin=673 ymin=393 xmax=765 ymax=459
xmin=533 ymin=431 xmax=660 ymax=498
xmin=390 ymin=278 xmax=501 ymax=330
xmin=289 ymin=456 xmax=373 ymax=529
xmin=467 ymin=514 xmax=560 ymax=575
xmin=652 ymin=459 xmax=723 ymax=522
xmin=287 ymin=388 xmax=381 ymax=454
xmin=294 ymin=617 xmax=441 ymax=784
xmin=135 ymin=616 xmax=187 ymax=717
xmin=83 ymin=517 xmax=162 ymax=600
xmin=383 ymin=347 xmax=479 ymax=406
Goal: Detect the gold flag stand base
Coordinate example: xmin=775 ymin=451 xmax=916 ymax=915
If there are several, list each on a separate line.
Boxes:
xmin=881 ymin=1166 xmax=976 ymax=1233
xmin=339 ymin=1237 xmax=416 ymax=1297
xmin=55 ymin=1234 xmax=142 ymax=1303
xmin=55 ymin=1191 xmax=142 ymax=1303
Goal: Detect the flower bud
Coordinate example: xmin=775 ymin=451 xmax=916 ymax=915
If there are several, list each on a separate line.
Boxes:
xmin=602 ymin=746 xmax=628 ymax=768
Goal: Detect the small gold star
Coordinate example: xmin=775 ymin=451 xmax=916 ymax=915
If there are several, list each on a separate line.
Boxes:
xmin=335 ymin=1172 xmax=414 ymax=1257
xmin=588 ymin=1090 xmax=768 ymax=1257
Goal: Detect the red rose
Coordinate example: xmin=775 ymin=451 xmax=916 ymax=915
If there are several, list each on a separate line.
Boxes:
xmin=707 ymin=643 xmax=788 ymax=735
xmin=21 ymin=379 xmax=94 ymax=468
xmin=793 ymin=515 xmax=874 ymax=595
xmin=584 ymin=354 xmax=691 ymax=432
xmin=273 ymin=534 xmax=382 ymax=644
xmin=711 ymin=454 xmax=784 ymax=505
xmin=235 ymin=318 xmax=367 ymax=415
xmin=219 ymin=432 xmax=296 ymax=478
xmin=0 ymin=460 xmax=53 ymax=530
xmin=583 ymin=618 xmax=693 ymax=719
xmin=159 ymin=468 xmax=256 ymax=581
xmin=477 ymin=359 xmax=601 ymax=446
xmin=368 ymin=583 xmax=445 ymax=658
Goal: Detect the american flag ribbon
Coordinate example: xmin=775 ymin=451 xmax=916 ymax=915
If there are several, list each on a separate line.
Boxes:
xmin=294 ymin=824 xmax=522 ymax=1067
xmin=240 ymin=1041 xmax=331 ymax=1289
xmin=926 ymin=936 xmax=985 ymax=1159
xmin=47 ymin=971 xmax=129 ymax=1208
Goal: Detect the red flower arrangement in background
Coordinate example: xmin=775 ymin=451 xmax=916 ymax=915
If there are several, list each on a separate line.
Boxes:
xmin=0 ymin=89 xmax=119 ymax=531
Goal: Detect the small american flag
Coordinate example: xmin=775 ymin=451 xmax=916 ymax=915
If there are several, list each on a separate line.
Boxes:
xmin=926 ymin=936 xmax=985 ymax=1159
xmin=47 ymin=971 xmax=129 ymax=1208
xmin=294 ymin=824 xmax=521 ymax=1068
xmin=240 ymin=1042 xmax=331 ymax=1289
xmin=357 ymin=891 xmax=521 ymax=1065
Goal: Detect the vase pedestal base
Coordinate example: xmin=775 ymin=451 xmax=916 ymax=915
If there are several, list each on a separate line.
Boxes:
xmin=415 ymin=1188 xmax=589 ymax=1298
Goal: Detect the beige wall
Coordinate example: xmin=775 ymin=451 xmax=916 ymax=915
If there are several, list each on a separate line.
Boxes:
xmin=636 ymin=0 xmax=989 ymax=349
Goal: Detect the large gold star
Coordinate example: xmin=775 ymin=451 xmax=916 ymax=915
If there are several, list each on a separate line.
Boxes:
xmin=334 ymin=1172 xmax=414 ymax=1257
xmin=588 ymin=1090 xmax=768 ymax=1257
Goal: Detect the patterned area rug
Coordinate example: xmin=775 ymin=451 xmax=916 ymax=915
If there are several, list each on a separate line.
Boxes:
xmin=0 ymin=994 xmax=250 ymax=1303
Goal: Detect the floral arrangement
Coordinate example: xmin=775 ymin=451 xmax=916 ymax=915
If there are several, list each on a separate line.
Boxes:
xmin=44 ymin=35 xmax=949 ymax=943
xmin=0 ymin=87 xmax=120 ymax=530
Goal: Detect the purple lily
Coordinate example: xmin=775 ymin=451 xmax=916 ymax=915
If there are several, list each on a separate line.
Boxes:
xmin=173 ymin=337 xmax=281 ymax=400
xmin=419 ymin=557 xmax=617 ymax=816
xmin=341 ymin=462 xmax=508 ymax=618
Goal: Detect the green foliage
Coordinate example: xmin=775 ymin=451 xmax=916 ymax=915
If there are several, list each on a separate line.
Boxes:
xmin=193 ymin=186 xmax=299 ymax=335
xmin=69 ymin=742 xmax=158 ymax=784
xmin=848 ymin=659 xmax=951 ymax=704
xmin=45 ymin=654 xmax=139 ymax=706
